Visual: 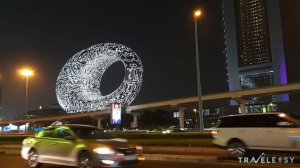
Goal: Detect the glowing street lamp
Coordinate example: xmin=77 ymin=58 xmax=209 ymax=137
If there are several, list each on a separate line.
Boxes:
xmin=194 ymin=9 xmax=204 ymax=132
xmin=20 ymin=69 xmax=33 ymax=77
xmin=194 ymin=10 xmax=202 ymax=17
xmin=19 ymin=68 xmax=34 ymax=115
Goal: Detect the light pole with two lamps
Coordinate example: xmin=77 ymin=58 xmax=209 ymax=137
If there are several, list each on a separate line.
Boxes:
xmin=194 ymin=10 xmax=204 ymax=132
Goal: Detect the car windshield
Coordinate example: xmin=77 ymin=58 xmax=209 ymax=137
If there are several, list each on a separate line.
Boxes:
xmin=70 ymin=127 xmax=105 ymax=139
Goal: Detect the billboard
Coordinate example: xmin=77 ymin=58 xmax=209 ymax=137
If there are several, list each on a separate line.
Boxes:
xmin=112 ymin=103 xmax=121 ymax=124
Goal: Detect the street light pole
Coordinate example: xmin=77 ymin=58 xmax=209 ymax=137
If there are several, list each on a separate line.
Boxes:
xmin=25 ymin=75 xmax=29 ymax=115
xmin=20 ymin=69 xmax=33 ymax=115
xmin=20 ymin=68 xmax=33 ymax=133
xmin=194 ymin=10 xmax=204 ymax=132
xmin=193 ymin=108 xmax=197 ymax=129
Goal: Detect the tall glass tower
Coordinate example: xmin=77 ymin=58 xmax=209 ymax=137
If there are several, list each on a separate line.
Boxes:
xmin=222 ymin=0 xmax=288 ymax=104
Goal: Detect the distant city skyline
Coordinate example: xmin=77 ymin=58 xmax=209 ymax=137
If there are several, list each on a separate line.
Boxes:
xmin=0 ymin=0 xmax=299 ymax=119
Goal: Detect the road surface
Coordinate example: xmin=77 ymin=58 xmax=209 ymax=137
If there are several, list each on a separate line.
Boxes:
xmin=1 ymin=153 xmax=300 ymax=168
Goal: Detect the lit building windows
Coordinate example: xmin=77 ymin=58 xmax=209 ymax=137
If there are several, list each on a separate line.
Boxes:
xmin=173 ymin=112 xmax=179 ymax=118
xmin=240 ymin=72 xmax=274 ymax=89
xmin=240 ymin=72 xmax=274 ymax=104
xmin=223 ymin=0 xmax=288 ymax=102
xmin=236 ymin=0 xmax=271 ymax=67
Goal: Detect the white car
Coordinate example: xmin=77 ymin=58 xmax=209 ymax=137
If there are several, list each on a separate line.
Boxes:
xmin=212 ymin=113 xmax=300 ymax=157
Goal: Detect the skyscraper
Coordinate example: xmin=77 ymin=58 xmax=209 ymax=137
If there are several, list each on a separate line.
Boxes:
xmin=222 ymin=0 xmax=288 ymax=104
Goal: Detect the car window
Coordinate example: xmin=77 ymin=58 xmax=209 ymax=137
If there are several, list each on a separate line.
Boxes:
xmin=261 ymin=115 xmax=296 ymax=127
xmin=218 ymin=114 xmax=300 ymax=128
xmin=276 ymin=115 xmax=298 ymax=128
xmin=54 ymin=127 xmax=72 ymax=139
xmin=218 ymin=115 xmax=280 ymax=128
xmin=70 ymin=127 xmax=105 ymax=139
xmin=262 ymin=115 xmax=277 ymax=127
xmin=218 ymin=116 xmax=253 ymax=127
xmin=37 ymin=128 xmax=55 ymax=138
xmin=217 ymin=117 xmax=237 ymax=127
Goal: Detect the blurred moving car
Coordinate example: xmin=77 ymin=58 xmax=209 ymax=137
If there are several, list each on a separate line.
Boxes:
xmin=21 ymin=124 xmax=143 ymax=168
xmin=146 ymin=126 xmax=186 ymax=134
xmin=147 ymin=128 xmax=171 ymax=134
xmin=212 ymin=113 xmax=300 ymax=157
xmin=168 ymin=126 xmax=187 ymax=132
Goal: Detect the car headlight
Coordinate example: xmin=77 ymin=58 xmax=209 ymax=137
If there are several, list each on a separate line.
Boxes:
xmin=22 ymin=139 xmax=28 ymax=145
xmin=93 ymin=147 xmax=115 ymax=155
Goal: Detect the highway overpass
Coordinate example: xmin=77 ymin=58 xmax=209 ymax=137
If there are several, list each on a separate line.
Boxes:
xmin=1 ymin=82 xmax=300 ymax=131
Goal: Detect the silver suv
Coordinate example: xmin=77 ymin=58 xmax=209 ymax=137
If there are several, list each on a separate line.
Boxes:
xmin=212 ymin=113 xmax=300 ymax=157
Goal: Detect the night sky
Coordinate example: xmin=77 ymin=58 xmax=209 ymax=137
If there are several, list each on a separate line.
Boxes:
xmin=0 ymin=0 xmax=299 ymax=119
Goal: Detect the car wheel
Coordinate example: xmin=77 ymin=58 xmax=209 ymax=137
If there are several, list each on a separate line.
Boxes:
xmin=227 ymin=140 xmax=246 ymax=158
xmin=28 ymin=149 xmax=41 ymax=168
xmin=78 ymin=152 xmax=93 ymax=168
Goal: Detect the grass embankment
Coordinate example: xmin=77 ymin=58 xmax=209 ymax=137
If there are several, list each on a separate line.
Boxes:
xmin=0 ymin=135 xmax=27 ymax=144
xmin=0 ymin=132 xmax=214 ymax=147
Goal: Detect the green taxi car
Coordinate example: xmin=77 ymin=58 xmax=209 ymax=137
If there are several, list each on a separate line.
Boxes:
xmin=21 ymin=124 xmax=142 ymax=168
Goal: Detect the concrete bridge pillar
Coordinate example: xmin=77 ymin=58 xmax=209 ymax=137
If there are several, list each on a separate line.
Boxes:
xmin=131 ymin=113 xmax=140 ymax=129
xmin=178 ymin=107 xmax=186 ymax=128
xmin=234 ymin=97 xmax=248 ymax=114
xmin=25 ymin=123 xmax=31 ymax=134
xmin=239 ymin=103 xmax=246 ymax=114
xmin=95 ymin=117 xmax=106 ymax=129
